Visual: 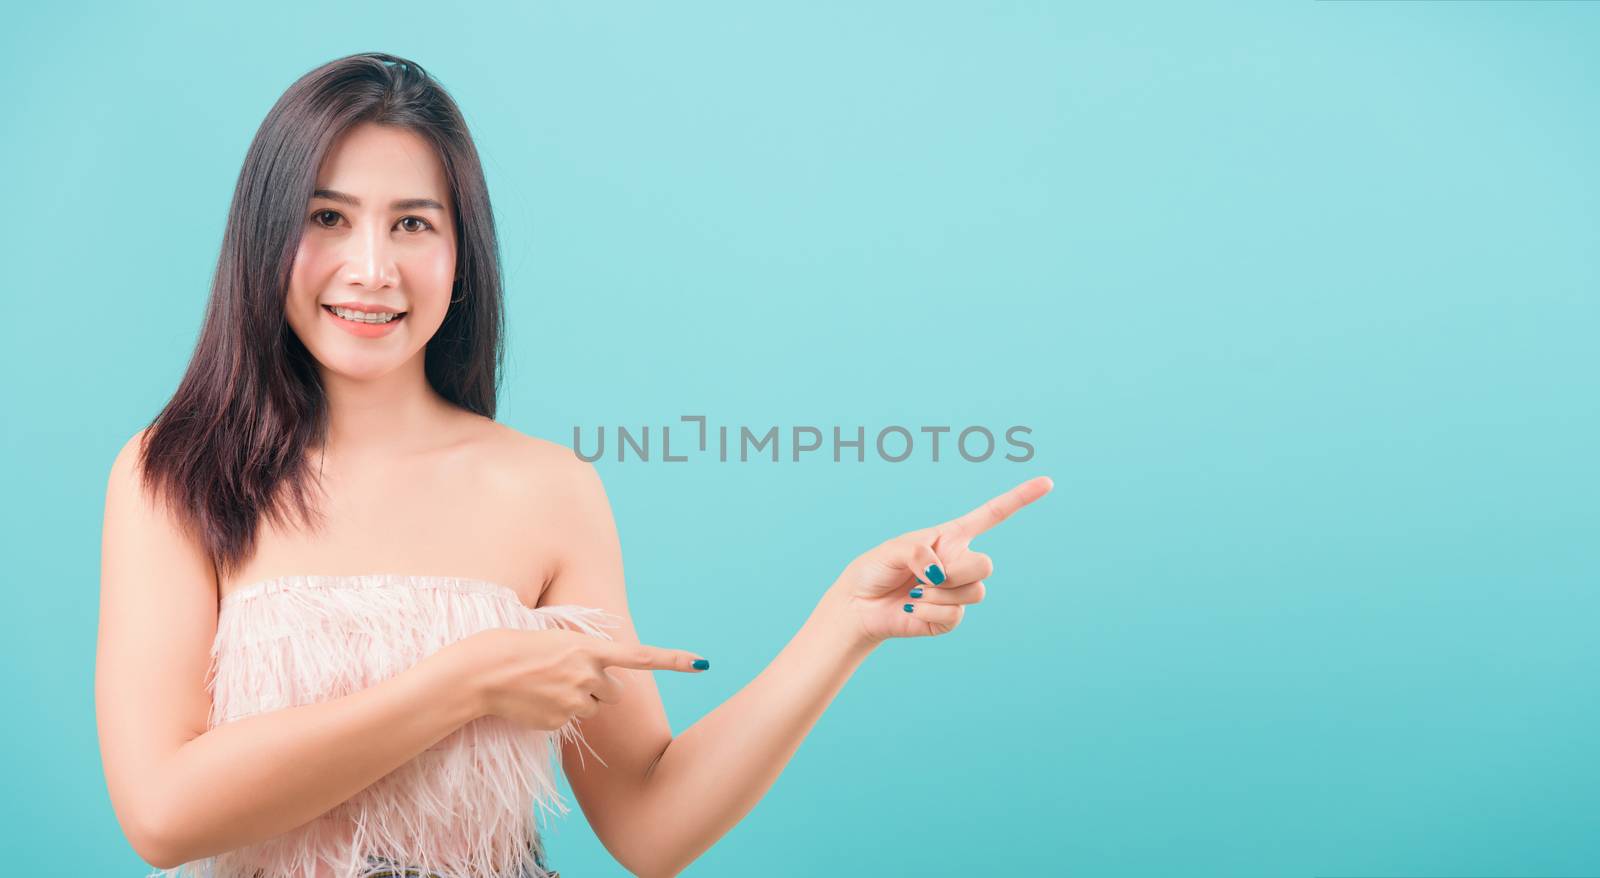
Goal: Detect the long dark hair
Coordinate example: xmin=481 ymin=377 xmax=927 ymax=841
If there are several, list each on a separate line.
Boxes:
xmin=138 ymin=52 xmax=504 ymax=582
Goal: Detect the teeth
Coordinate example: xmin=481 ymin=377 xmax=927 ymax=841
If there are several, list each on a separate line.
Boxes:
xmin=330 ymin=306 xmax=401 ymax=324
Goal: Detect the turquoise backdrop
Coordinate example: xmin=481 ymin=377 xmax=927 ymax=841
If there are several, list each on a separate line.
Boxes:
xmin=3 ymin=1 xmax=1597 ymax=876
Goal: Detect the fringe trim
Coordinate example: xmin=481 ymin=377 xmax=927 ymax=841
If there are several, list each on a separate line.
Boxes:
xmin=145 ymin=573 xmax=625 ymax=878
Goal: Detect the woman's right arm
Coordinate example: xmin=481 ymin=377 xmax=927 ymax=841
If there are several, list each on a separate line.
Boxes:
xmin=95 ymin=431 xmax=486 ymax=869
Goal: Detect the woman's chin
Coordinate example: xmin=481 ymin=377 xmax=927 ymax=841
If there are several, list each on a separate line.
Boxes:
xmin=316 ymin=347 xmax=417 ymax=382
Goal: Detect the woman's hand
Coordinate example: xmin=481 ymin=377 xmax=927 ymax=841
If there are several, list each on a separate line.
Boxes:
xmin=828 ymin=476 xmax=1054 ymax=647
xmin=440 ymin=627 xmax=708 ymax=731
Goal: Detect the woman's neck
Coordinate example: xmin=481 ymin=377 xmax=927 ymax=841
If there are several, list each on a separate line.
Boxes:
xmin=318 ymin=355 xmax=458 ymax=462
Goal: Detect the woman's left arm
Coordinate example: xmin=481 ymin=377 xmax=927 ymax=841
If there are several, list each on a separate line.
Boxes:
xmin=540 ymin=454 xmax=1051 ymax=878
xmin=624 ymin=575 xmax=874 ymax=878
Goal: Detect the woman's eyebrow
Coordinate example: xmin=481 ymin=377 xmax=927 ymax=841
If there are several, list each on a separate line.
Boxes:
xmin=312 ymin=188 xmax=446 ymax=211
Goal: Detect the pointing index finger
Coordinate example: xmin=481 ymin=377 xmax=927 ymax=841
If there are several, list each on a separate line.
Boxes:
xmin=943 ymin=475 xmax=1054 ymax=543
xmin=595 ymin=640 xmax=709 ymax=673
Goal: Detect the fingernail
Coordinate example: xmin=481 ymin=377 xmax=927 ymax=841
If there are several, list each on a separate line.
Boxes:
xmin=909 ymin=587 xmax=924 ymax=598
xmin=903 ymin=603 xmax=915 ymax=613
xmin=692 ymin=659 xmax=710 ymax=670
xmin=925 ymin=564 xmax=946 ymax=585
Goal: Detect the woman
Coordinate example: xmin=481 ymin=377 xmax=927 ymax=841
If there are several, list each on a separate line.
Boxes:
xmin=95 ymin=52 xmax=1052 ymax=878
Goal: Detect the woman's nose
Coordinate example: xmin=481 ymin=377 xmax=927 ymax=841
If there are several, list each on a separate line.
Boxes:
xmin=342 ymin=223 xmax=400 ymax=288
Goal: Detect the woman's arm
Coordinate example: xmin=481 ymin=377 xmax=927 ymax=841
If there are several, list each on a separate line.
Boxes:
xmin=621 ymin=478 xmax=1050 ymax=877
xmin=629 ymin=589 xmax=873 ymax=877
xmin=531 ymin=456 xmax=1047 ymax=878
xmin=134 ymin=656 xmax=479 ymax=868
xmin=529 ymin=454 xmax=877 ymax=878
xmin=96 ymin=433 xmax=482 ymax=868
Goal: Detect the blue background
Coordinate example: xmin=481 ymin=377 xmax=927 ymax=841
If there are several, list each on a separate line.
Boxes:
xmin=3 ymin=1 xmax=1597 ymax=876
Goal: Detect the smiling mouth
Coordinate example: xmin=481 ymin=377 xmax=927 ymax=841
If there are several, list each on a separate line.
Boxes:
xmin=322 ymin=304 xmax=407 ymax=324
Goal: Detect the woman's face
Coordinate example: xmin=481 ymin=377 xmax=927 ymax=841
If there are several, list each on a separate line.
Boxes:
xmin=285 ymin=122 xmax=457 ymax=381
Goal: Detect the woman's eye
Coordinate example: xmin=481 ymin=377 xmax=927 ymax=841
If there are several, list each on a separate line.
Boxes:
xmin=307 ymin=210 xmax=431 ymax=232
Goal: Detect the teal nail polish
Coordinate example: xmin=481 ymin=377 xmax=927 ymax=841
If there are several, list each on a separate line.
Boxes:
xmin=925 ymin=564 xmax=946 ymax=585
xmin=903 ymin=603 xmax=915 ymax=613
xmin=692 ymin=659 xmax=709 ymax=670
xmin=909 ymin=587 xmax=923 ymax=598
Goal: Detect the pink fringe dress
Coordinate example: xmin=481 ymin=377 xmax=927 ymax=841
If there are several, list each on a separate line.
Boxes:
xmin=147 ymin=572 xmax=625 ymax=878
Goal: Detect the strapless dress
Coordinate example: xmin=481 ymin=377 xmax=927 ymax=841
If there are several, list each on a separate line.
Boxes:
xmin=145 ymin=572 xmax=623 ymax=878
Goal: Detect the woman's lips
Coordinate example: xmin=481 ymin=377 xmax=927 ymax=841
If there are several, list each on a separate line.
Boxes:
xmin=322 ymin=304 xmax=406 ymax=338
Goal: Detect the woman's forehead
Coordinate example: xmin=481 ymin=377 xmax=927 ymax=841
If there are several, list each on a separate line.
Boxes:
xmin=315 ymin=123 xmax=450 ymax=207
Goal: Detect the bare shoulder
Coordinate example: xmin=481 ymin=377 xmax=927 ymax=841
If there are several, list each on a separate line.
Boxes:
xmin=461 ymin=419 xmax=610 ymax=539
xmin=486 ymin=425 xmax=630 ymax=617
xmin=103 ymin=424 xmax=209 ymax=573
xmin=107 ymin=427 xmax=203 ymax=537
xmin=110 ymin=427 xmax=147 ymax=477
xmin=107 ymin=427 xmax=158 ymax=510
xmin=472 ymin=418 xmax=596 ymax=492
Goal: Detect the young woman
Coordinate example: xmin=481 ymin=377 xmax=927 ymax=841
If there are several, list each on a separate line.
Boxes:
xmin=95 ymin=52 xmax=1052 ymax=878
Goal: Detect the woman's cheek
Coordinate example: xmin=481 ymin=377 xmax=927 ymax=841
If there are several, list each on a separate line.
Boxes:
xmin=289 ymin=240 xmax=331 ymax=303
xmin=425 ymin=245 xmax=456 ymax=289
xmin=412 ymin=246 xmax=456 ymax=312
xmin=302 ymin=236 xmax=345 ymax=272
